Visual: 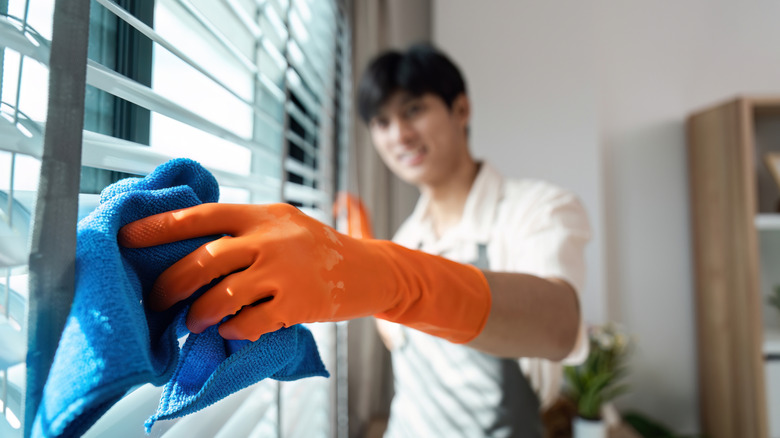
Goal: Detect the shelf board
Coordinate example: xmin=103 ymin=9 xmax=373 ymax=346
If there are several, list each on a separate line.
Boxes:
xmin=766 ymin=326 xmax=780 ymax=356
xmin=755 ymin=214 xmax=780 ymax=230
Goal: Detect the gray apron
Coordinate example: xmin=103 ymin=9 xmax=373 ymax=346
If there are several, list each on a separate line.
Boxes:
xmin=384 ymin=244 xmax=543 ymax=438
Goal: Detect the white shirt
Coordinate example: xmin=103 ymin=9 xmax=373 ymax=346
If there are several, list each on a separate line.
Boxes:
xmin=380 ymin=162 xmax=591 ymax=410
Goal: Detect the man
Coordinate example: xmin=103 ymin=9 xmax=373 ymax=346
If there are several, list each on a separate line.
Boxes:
xmin=119 ymin=44 xmax=590 ymax=437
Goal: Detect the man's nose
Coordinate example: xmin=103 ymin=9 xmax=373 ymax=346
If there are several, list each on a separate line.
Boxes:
xmin=388 ymin=119 xmax=414 ymax=145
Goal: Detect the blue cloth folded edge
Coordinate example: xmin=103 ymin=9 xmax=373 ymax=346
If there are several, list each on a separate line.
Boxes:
xmin=32 ymin=158 xmax=328 ymax=438
xmin=146 ymin=320 xmax=327 ymax=431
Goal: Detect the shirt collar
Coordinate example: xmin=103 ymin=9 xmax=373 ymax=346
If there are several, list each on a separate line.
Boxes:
xmin=460 ymin=161 xmax=504 ymax=242
xmin=403 ymin=162 xmax=504 ymax=250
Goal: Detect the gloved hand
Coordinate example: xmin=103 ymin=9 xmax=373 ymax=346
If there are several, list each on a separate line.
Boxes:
xmin=118 ymin=203 xmax=491 ymax=343
xmin=333 ymin=192 xmax=374 ymax=239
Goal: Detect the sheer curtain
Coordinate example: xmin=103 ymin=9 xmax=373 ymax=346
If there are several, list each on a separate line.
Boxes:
xmin=346 ymin=1 xmax=430 ymax=436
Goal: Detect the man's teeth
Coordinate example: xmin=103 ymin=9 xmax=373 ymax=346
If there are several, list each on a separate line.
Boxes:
xmin=400 ymin=150 xmax=423 ymax=162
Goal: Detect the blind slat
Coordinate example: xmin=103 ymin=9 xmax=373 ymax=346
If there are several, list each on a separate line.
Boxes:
xmin=284 ymin=182 xmax=327 ymax=206
xmin=263 ymin=2 xmax=288 ymax=46
xmin=175 ymin=0 xmax=257 ymax=73
xmin=288 ymin=11 xmax=336 ymax=79
xmin=0 ymin=319 xmax=25 ymax=368
xmin=286 ymin=68 xmax=321 ymax=115
xmin=160 ymin=379 xmax=256 ymax=438
xmin=0 ymin=8 xmax=287 ymax=163
xmin=212 ymin=382 xmax=278 ymax=438
xmin=0 ymin=117 xmax=284 ymax=199
xmin=286 ymin=104 xmax=318 ymax=137
xmin=1 ymin=280 xmax=26 ymax=331
xmin=95 ymin=0 xmax=266 ymax=119
xmin=260 ymin=70 xmax=286 ymax=103
xmin=0 ymin=5 xmax=288 ymax=141
xmin=285 ymin=157 xmax=318 ymax=181
xmin=81 ymin=130 xmax=281 ymax=197
xmin=0 ymin=17 xmax=49 ymax=64
xmin=86 ymin=60 xmax=280 ymax=159
xmin=287 ymin=45 xmax=329 ymax=102
xmin=223 ymin=0 xmax=262 ymax=40
xmin=262 ymin=37 xmax=288 ymax=72
xmin=0 ymin=113 xmax=42 ymax=158
xmin=5 ymin=363 xmax=24 ymax=424
xmin=80 ymin=384 xmax=165 ymax=438
xmin=285 ymin=130 xmax=317 ymax=158
xmin=0 ymin=226 xmax=26 ymax=269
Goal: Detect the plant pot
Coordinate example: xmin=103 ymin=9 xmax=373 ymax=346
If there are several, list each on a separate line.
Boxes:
xmin=572 ymin=416 xmax=607 ymax=438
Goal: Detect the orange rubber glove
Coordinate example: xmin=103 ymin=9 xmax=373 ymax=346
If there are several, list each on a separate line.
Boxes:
xmin=333 ymin=192 xmax=374 ymax=239
xmin=118 ymin=203 xmax=491 ymax=343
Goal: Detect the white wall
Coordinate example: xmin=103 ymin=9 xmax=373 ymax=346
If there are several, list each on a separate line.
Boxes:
xmin=434 ymin=1 xmax=606 ymax=321
xmin=434 ymin=0 xmax=780 ymax=434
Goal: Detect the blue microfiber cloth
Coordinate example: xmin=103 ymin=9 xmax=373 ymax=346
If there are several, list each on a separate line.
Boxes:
xmin=32 ymin=158 xmax=328 ymax=438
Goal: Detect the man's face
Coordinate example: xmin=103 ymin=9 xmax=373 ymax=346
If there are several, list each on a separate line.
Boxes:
xmin=368 ymin=91 xmax=470 ymax=188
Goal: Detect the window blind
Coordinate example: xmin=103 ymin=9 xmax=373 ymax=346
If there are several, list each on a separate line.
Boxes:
xmin=0 ymin=0 xmax=352 ymax=436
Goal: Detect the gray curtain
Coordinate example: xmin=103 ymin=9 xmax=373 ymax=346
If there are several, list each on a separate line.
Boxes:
xmin=346 ymin=1 xmax=431 ymax=437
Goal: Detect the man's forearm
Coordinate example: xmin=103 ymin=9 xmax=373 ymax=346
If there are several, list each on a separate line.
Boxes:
xmin=467 ymin=272 xmax=581 ymax=360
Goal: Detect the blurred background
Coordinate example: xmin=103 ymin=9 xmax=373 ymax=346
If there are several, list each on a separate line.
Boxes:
xmin=352 ymin=1 xmax=780 ymax=437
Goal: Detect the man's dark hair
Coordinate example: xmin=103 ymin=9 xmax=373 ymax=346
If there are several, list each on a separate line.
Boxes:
xmin=357 ymin=43 xmax=467 ymax=123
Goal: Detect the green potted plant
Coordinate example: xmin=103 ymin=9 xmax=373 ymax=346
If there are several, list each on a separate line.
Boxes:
xmin=564 ymin=323 xmax=631 ymax=438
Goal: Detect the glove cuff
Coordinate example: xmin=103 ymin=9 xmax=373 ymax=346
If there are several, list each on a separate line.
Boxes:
xmin=369 ymin=240 xmax=492 ymax=344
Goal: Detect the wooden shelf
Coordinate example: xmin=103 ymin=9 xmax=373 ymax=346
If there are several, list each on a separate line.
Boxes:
xmin=688 ymin=96 xmax=780 ymax=438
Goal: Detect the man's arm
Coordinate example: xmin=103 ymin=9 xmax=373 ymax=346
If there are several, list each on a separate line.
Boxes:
xmin=469 ymin=272 xmax=580 ymax=361
xmin=376 ymin=271 xmax=582 ymax=361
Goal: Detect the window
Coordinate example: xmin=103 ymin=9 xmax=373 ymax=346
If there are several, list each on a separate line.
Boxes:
xmin=0 ymin=0 xmax=351 ymax=436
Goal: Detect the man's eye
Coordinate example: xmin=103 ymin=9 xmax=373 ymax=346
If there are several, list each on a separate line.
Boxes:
xmin=373 ymin=118 xmax=389 ymax=129
xmin=405 ymin=104 xmax=421 ymax=117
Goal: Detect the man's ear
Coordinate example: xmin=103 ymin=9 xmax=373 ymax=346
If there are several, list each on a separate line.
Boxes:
xmin=452 ymin=93 xmax=471 ymax=127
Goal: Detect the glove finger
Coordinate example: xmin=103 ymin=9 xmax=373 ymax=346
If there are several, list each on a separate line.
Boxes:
xmin=118 ymin=203 xmax=252 ymax=248
xmin=217 ymin=302 xmax=286 ymax=341
xmin=146 ymin=236 xmax=254 ymax=311
xmin=185 ymin=270 xmax=275 ymax=334
xmin=334 ymin=192 xmax=373 ymax=239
